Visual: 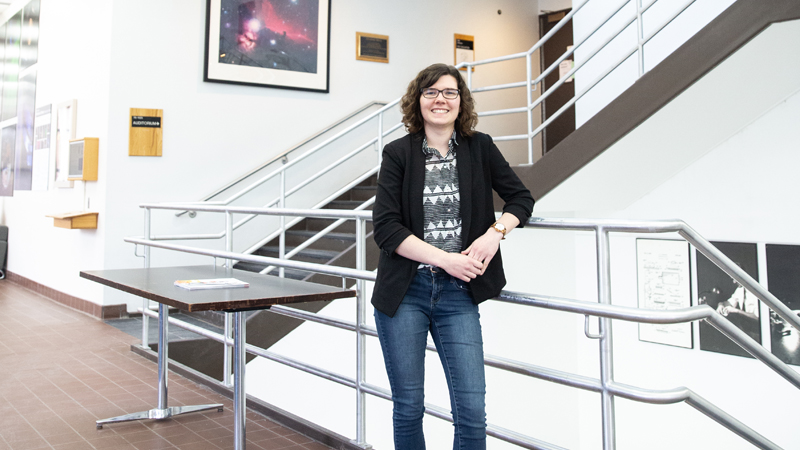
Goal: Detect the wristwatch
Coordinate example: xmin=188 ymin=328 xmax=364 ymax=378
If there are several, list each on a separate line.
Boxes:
xmin=490 ymin=222 xmax=507 ymax=240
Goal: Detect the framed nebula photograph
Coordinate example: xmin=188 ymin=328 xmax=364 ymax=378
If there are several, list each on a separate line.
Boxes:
xmin=204 ymin=0 xmax=331 ymax=92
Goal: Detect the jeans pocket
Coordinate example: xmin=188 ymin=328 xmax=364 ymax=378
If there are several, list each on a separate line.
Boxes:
xmin=451 ymin=277 xmax=472 ymax=292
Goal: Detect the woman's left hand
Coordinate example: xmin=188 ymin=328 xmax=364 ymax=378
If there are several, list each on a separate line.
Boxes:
xmin=462 ymin=229 xmax=504 ymax=276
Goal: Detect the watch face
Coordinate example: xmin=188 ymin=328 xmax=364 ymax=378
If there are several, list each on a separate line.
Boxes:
xmin=493 ymin=223 xmax=506 ymax=233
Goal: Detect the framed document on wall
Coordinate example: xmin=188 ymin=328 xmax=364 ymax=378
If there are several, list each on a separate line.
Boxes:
xmin=636 ymin=239 xmax=693 ymax=348
xmin=454 ymin=33 xmax=475 ymax=71
xmin=356 ymin=32 xmax=388 ymax=63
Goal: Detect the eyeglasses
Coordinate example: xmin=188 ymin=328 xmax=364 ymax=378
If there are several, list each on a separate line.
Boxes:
xmin=420 ymin=88 xmax=460 ymax=99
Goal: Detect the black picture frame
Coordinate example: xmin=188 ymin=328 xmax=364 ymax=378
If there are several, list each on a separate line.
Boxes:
xmin=204 ymin=0 xmax=331 ymax=93
xmin=765 ymin=244 xmax=800 ymax=366
xmin=696 ymin=241 xmax=761 ymax=358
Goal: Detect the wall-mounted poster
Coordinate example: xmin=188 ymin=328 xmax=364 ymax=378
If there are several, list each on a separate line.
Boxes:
xmin=0 ymin=124 xmax=16 ymax=197
xmin=696 ymin=242 xmax=760 ymax=358
xmin=54 ymin=99 xmax=77 ymax=188
xmin=14 ymin=70 xmax=36 ymax=191
xmin=765 ymin=244 xmax=800 ymax=366
xmin=636 ymin=239 xmax=692 ymax=348
xmin=2 ymin=11 xmax=21 ymax=123
xmin=204 ymin=0 xmax=331 ymax=92
xmin=19 ymin=0 xmax=40 ymax=71
xmin=31 ymin=104 xmax=50 ymax=191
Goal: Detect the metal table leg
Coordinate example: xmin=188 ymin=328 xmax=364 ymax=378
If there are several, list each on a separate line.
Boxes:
xmin=233 ymin=310 xmax=246 ymax=449
xmin=97 ymin=303 xmax=224 ymax=428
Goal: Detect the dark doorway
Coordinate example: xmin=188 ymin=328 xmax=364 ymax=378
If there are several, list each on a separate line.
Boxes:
xmin=539 ymin=9 xmax=575 ymax=153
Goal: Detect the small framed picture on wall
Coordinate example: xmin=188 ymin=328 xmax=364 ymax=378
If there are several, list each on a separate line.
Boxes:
xmin=356 ymin=32 xmax=388 ymax=63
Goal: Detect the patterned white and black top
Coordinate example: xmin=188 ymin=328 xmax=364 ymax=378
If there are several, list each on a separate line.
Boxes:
xmin=421 ymin=131 xmax=461 ymax=256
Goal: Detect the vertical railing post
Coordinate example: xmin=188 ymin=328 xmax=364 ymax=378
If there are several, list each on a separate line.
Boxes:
xmin=224 ymin=211 xmax=234 ymax=386
xmin=233 ymin=310 xmax=246 ymax=449
xmin=279 ymin=170 xmax=286 ymax=278
xmin=354 ymin=216 xmax=369 ymax=447
xmin=526 ymin=51 xmax=534 ymax=164
xmin=636 ymin=0 xmax=645 ymax=76
xmin=142 ymin=208 xmax=151 ymax=348
xmin=377 ymin=111 xmax=384 ymax=166
xmin=596 ymin=226 xmax=616 ymax=450
xmin=156 ymin=303 xmax=169 ymax=410
xmin=466 ymin=64 xmax=473 ymax=90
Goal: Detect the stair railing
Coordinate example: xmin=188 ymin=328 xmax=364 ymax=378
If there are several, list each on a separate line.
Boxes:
xmin=174 ymin=101 xmax=387 ymax=217
xmin=154 ymin=0 xmax=723 ymax=273
xmin=460 ymin=0 xmax=700 ymax=163
xmin=130 ymin=203 xmax=800 ymax=450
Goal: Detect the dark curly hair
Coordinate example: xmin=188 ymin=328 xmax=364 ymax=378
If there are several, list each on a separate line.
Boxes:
xmin=400 ymin=63 xmax=478 ymax=137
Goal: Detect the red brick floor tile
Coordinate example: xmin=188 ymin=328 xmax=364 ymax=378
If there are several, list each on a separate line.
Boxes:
xmin=0 ymin=282 xmax=335 ymax=450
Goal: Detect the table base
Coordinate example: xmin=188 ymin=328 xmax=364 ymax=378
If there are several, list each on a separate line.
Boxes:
xmin=96 ymin=403 xmax=224 ymax=429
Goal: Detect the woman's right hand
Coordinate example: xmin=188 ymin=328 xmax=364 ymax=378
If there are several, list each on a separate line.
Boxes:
xmin=440 ymin=252 xmax=484 ymax=282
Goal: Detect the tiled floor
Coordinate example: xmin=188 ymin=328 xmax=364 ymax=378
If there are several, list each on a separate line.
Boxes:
xmin=0 ymin=280 xmax=333 ymax=450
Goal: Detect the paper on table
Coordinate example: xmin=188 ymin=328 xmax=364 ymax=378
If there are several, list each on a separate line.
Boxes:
xmin=174 ymin=278 xmax=249 ymax=290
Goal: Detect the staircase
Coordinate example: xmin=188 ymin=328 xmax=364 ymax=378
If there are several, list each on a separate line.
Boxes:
xmin=234 ymin=174 xmax=378 ymax=284
xmin=166 ymin=176 xmax=380 ymax=381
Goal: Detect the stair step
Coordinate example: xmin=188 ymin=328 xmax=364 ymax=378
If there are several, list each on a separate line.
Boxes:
xmin=336 ymin=186 xmax=376 ymax=202
xmin=233 ymin=261 xmax=309 ymax=279
xmin=281 ymin=230 xmax=355 ymax=252
xmin=323 ymin=200 xmax=372 ymax=210
xmin=303 ymin=217 xmax=374 ymax=233
xmin=254 ymin=246 xmax=341 ymax=261
xmin=286 ymin=230 xmax=356 ymax=241
xmin=357 ymin=174 xmax=378 ymax=187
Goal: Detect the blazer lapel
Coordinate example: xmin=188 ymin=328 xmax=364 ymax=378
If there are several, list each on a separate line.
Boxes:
xmin=456 ymin=134 xmax=472 ymax=248
xmin=409 ymin=134 xmax=426 ymax=238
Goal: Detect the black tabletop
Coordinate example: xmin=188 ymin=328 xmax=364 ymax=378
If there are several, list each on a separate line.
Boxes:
xmin=80 ymin=265 xmax=355 ymax=312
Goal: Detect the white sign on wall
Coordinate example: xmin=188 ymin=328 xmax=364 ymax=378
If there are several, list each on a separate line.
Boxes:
xmin=636 ymin=239 xmax=693 ymax=348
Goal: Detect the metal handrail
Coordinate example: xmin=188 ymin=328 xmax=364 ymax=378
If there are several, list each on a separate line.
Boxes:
xmin=175 ymin=101 xmax=387 ymax=216
xmin=523 ymin=217 xmax=800 ymax=332
xmin=133 ymin=204 xmax=799 ymax=450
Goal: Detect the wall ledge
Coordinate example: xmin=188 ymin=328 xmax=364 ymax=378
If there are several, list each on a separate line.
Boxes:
xmin=6 ymin=271 xmax=128 ymax=320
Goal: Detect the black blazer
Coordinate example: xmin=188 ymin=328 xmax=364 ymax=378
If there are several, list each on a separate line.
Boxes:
xmin=371 ymin=131 xmax=534 ymax=317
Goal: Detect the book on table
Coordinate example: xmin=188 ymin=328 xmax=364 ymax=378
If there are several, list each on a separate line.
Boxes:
xmin=174 ymin=278 xmax=250 ymax=290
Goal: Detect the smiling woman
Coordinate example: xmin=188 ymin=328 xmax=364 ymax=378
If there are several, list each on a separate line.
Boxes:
xmin=420 ymin=77 xmax=460 ymax=146
xmin=371 ymin=63 xmax=534 ymax=450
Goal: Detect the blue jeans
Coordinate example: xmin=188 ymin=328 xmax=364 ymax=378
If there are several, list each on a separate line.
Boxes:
xmin=375 ymin=268 xmax=487 ymax=450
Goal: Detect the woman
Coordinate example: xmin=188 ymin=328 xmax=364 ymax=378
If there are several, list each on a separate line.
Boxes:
xmin=372 ymin=63 xmax=534 ymax=449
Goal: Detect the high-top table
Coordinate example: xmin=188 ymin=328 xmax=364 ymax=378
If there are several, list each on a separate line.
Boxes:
xmin=81 ymin=265 xmax=355 ymax=449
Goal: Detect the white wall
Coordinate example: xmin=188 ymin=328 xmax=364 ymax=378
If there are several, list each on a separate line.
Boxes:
xmin=572 ymin=0 xmax=736 ymax=127
xmin=0 ymin=0 xmax=113 ymax=304
xmin=0 ymin=0 xmax=540 ymax=311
